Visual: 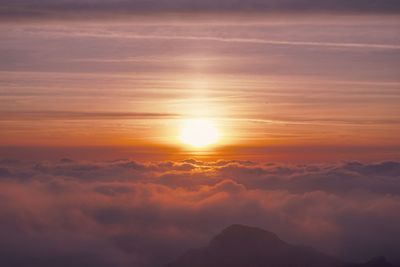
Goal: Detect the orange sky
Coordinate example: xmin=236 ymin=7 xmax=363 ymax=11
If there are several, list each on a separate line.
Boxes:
xmin=0 ymin=15 xmax=399 ymax=161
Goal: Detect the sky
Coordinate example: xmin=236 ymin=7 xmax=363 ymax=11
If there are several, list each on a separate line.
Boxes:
xmin=0 ymin=0 xmax=400 ymax=161
xmin=0 ymin=1 xmax=400 ymax=267
xmin=1 ymin=1 xmax=400 ymax=161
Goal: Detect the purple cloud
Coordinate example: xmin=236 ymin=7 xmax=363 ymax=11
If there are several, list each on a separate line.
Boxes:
xmin=0 ymin=159 xmax=399 ymax=266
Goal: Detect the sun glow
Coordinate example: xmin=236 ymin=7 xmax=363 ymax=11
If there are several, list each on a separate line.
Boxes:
xmin=180 ymin=119 xmax=220 ymax=148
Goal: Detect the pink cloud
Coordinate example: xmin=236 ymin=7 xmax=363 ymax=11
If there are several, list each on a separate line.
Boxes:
xmin=0 ymin=159 xmax=399 ymax=266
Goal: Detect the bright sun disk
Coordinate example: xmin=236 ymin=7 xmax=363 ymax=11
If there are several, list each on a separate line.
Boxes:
xmin=180 ymin=119 xmax=220 ymax=148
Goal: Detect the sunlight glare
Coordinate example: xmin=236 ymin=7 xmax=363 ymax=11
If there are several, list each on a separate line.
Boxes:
xmin=180 ymin=119 xmax=220 ymax=148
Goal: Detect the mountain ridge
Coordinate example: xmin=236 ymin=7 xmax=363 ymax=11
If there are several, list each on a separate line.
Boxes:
xmin=165 ymin=224 xmax=398 ymax=267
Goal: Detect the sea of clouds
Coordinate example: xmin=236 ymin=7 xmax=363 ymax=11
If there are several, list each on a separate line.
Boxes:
xmin=0 ymin=158 xmax=399 ymax=266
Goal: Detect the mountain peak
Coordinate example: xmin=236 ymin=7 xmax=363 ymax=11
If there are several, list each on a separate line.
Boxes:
xmin=219 ymin=224 xmax=279 ymax=238
xmin=165 ymin=224 xmax=399 ymax=267
xmin=210 ymin=224 xmax=281 ymax=247
xmin=165 ymin=224 xmax=343 ymax=267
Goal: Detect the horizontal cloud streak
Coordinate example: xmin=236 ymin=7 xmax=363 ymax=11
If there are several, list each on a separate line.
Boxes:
xmin=23 ymin=29 xmax=400 ymax=51
xmin=0 ymin=111 xmax=178 ymax=121
xmin=107 ymin=35 xmax=400 ymax=51
xmin=0 ymin=158 xmax=399 ymax=266
xmin=1 ymin=0 xmax=400 ymax=21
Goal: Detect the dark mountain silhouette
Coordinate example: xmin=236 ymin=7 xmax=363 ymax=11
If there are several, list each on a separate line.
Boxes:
xmin=165 ymin=224 xmax=398 ymax=267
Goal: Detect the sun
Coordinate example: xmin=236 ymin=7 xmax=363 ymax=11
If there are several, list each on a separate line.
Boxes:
xmin=180 ymin=119 xmax=220 ymax=148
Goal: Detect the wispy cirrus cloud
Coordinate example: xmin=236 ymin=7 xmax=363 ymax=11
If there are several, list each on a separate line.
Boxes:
xmin=16 ymin=28 xmax=400 ymax=51
xmin=1 ymin=14 xmax=399 ymax=149
xmin=0 ymin=111 xmax=178 ymax=121
xmin=1 ymin=0 xmax=400 ymax=21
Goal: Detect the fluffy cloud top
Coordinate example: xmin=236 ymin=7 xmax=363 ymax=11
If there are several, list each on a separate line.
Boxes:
xmin=0 ymin=158 xmax=400 ymax=266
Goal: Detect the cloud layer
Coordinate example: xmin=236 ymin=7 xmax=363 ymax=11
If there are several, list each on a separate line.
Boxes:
xmin=0 ymin=158 xmax=400 ymax=266
xmin=1 ymin=0 xmax=400 ymax=21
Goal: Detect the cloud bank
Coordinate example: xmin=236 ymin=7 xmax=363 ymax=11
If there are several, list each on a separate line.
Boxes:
xmin=0 ymin=158 xmax=399 ymax=266
xmin=1 ymin=0 xmax=400 ymax=21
